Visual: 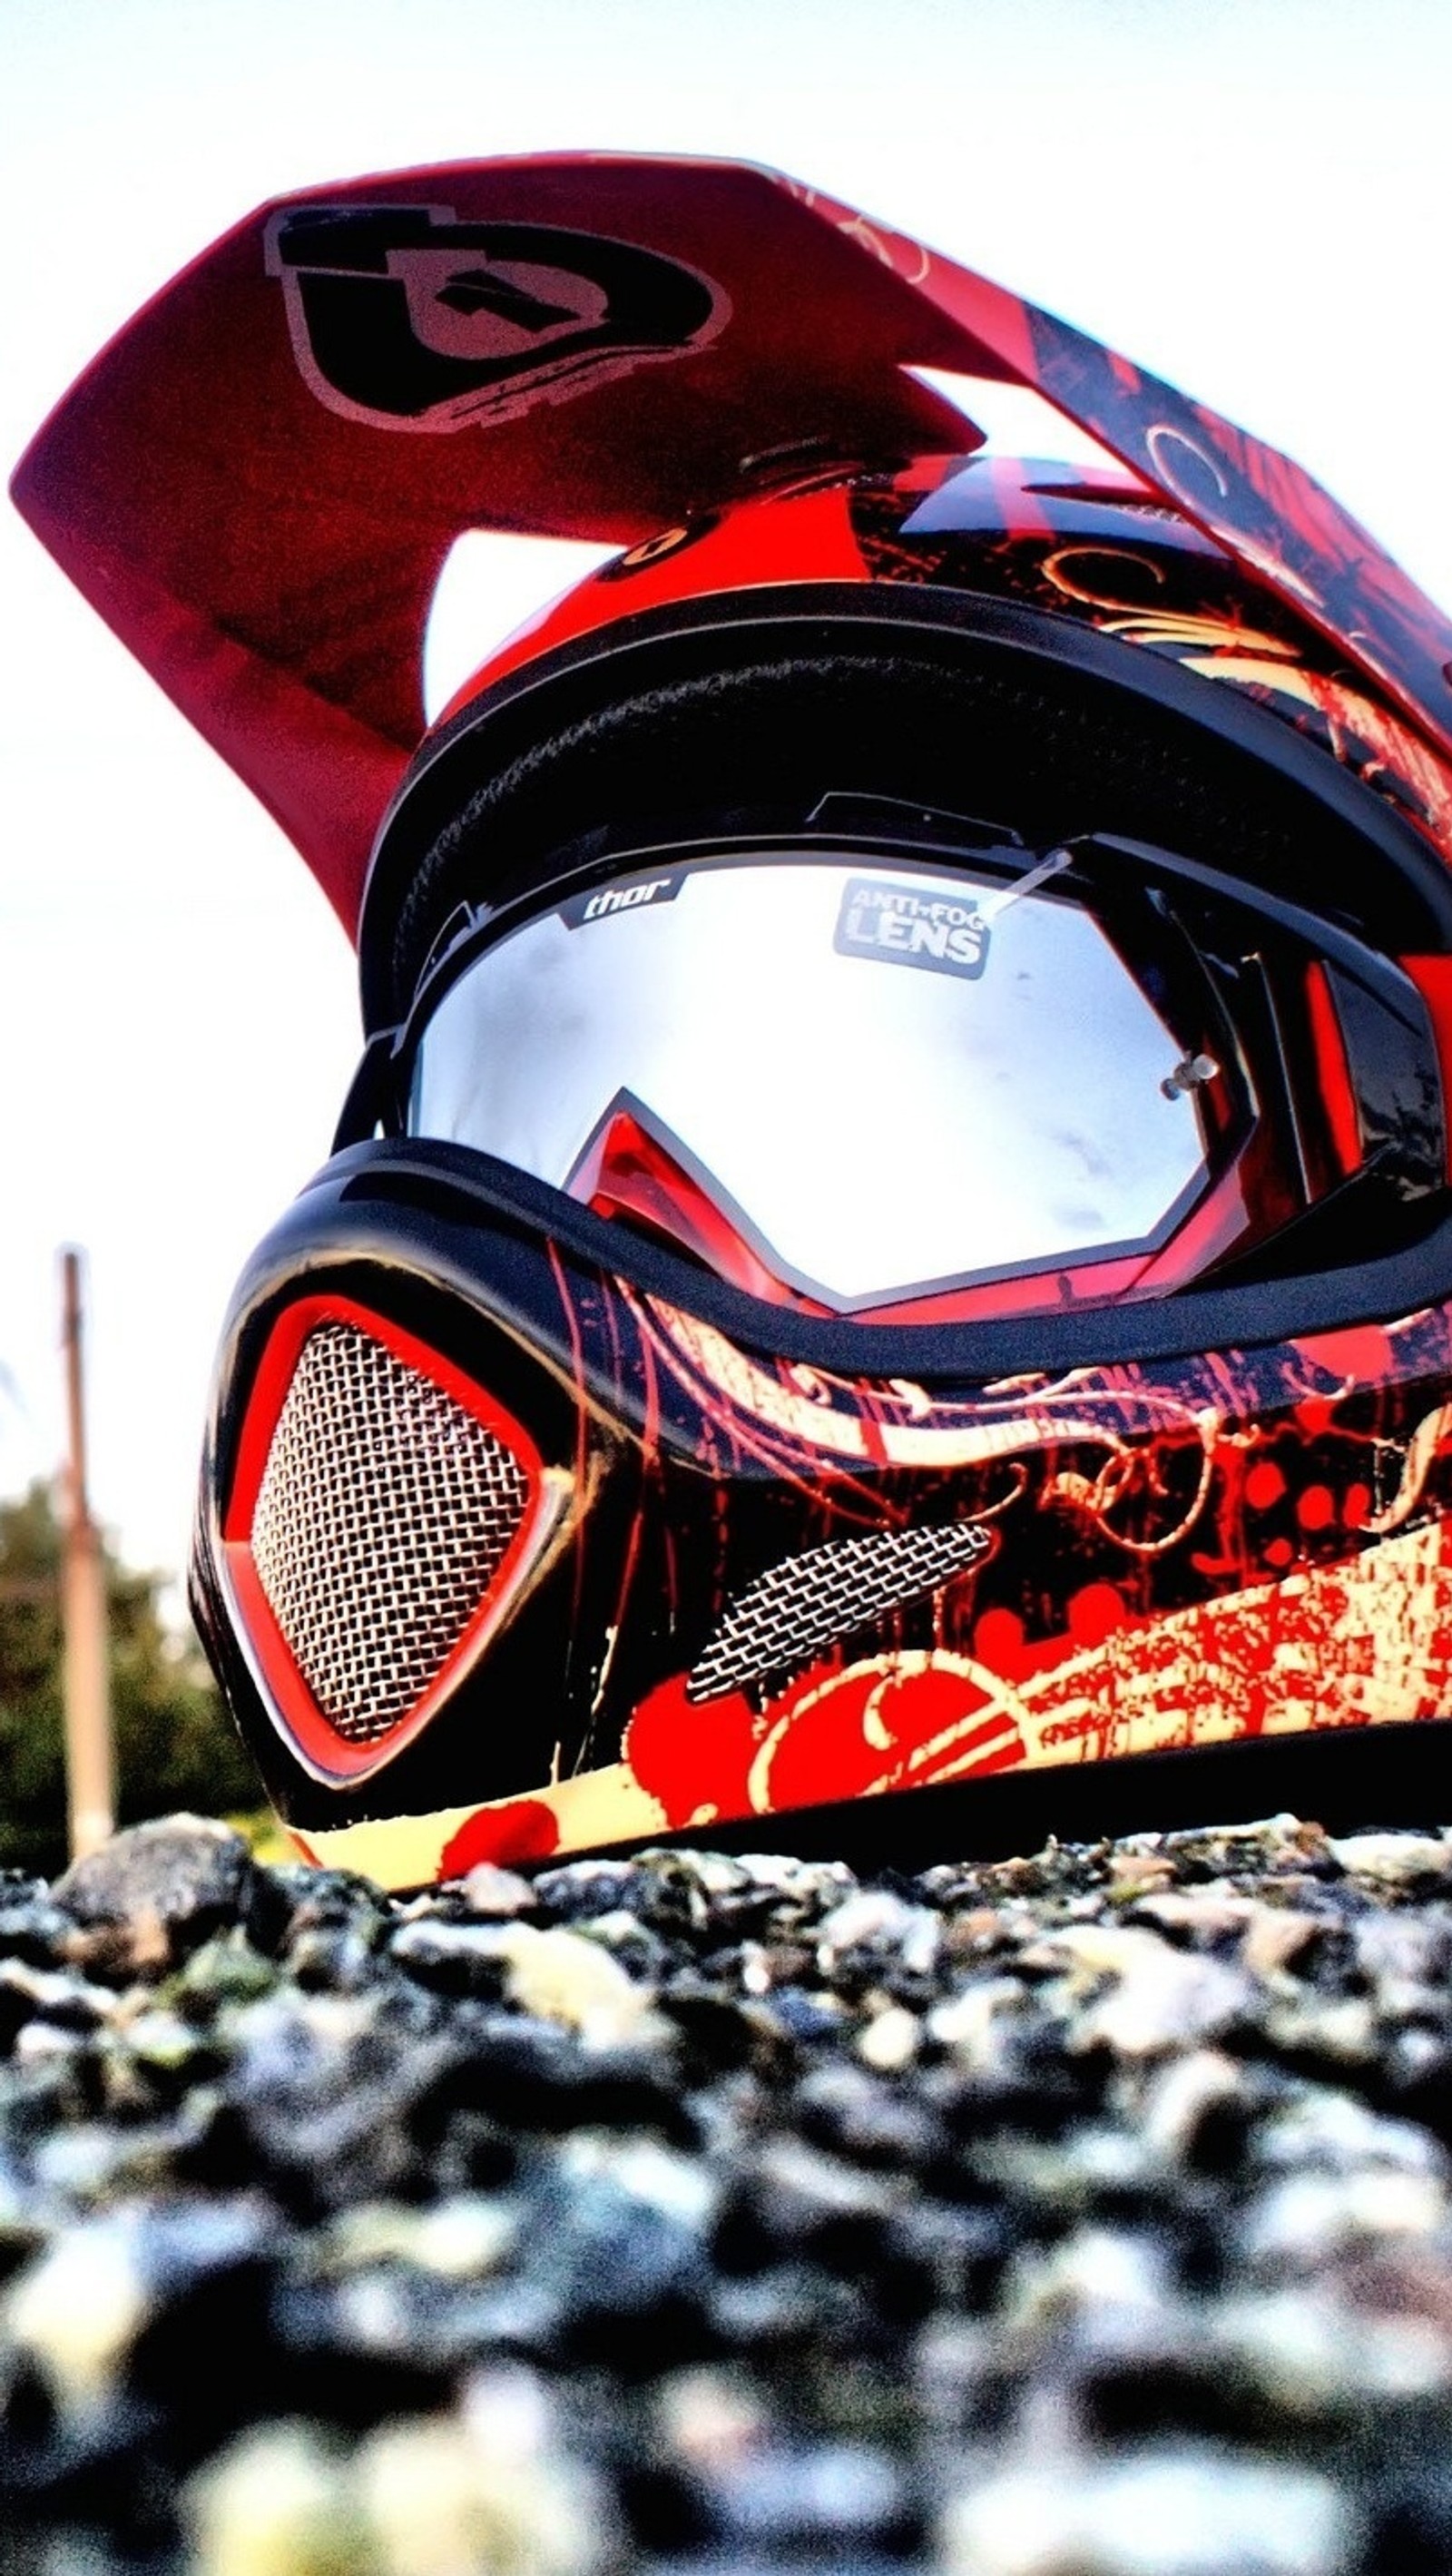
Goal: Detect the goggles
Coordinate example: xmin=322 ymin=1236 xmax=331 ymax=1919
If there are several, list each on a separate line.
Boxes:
xmin=353 ymin=829 xmax=1445 ymax=1326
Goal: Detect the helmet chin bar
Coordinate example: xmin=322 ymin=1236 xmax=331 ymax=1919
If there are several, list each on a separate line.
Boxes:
xmin=191 ymin=1141 xmax=1452 ymax=1891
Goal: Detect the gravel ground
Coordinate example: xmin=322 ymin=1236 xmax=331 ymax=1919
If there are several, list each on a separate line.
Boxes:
xmin=5 ymin=1814 xmax=1452 ymax=2574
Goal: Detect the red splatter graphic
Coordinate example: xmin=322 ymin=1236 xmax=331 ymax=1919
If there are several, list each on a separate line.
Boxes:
xmin=1067 ymin=1583 xmax=1130 ymax=1647
xmin=1298 ymin=1325 xmax=1398 ymax=1387
xmin=973 ymin=1607 xmax=1028 ymax=1676
xmin=628 ymin=1654 xmax=1025 ymax=1828
xmin=1294 ymin=1398 xmax=1339 ymax=1437
xmin=439 ymin=1799 xmax=560 ymax=1874
xmin=760 ymin=1657 xmax=1025 ymax=1811
xmin=624 ymin=1678 xmax=760 ymax=1825
xmin=622 ymin=1519 xmax=1452 ymax=1835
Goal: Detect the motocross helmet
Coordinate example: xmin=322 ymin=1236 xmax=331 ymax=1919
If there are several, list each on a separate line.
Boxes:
xmin=16 ymin=157 xmax=1452 ymax=1889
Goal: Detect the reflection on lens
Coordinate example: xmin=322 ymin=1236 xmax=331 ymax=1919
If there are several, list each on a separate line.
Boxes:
xmin=408 ymin=853 xmax=1208 ymax=1309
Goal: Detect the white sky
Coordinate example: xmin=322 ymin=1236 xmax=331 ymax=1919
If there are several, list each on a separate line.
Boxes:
xmin=3 ymin=0 xmax=1451 ymax=1598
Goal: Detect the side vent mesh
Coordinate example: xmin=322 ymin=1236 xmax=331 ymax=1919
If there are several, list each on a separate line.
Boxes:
xmin=687 ymin=1517 xmax=990 ymax=1703
xmin=250 ymin=1322 xmax=530 ymax=1744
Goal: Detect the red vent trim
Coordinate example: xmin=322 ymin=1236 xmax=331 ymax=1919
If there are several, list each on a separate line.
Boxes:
xmin=221 ymin=1294 xmax=559 ymax=1783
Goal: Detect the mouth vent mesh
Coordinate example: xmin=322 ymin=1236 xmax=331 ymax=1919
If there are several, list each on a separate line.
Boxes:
xmin=687 ymin=1517 xmax=990 ymax=1704
xmin=249 ymin=1321 xmax=531 ymax=1745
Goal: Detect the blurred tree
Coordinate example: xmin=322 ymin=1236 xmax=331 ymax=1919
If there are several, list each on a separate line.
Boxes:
xmin=0 ymin=1480 xmax=260 ymax=1876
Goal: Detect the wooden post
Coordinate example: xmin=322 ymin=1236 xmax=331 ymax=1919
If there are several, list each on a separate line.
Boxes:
xmin=59 ymin=1249 xmax=114 ymax=1858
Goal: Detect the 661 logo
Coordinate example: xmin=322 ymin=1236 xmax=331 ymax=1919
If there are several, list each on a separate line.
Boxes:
xmin=266 ymin=202 xmax=726 ymax=432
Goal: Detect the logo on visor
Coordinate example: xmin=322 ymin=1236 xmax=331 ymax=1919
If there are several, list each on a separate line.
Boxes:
xmin=835 ymin=879 xmax=989 ymax=979
xmin=559 ymin=873 xmax=683 ymax=929
xmin=266 ymin=204 xmax=726 ymax=432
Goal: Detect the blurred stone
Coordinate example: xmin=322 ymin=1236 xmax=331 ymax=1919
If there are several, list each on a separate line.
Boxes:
xmin=1139 ymin=2049 xmax=1248 ymax=2163
xmin=656 ymin=2363 xmax=769 ymax=2473
xmin=816 ymin=1891 xmax=939 ymax=1975
xmin=5 ymin=2217 xmax=150 ymax=2409
xmin=528 ymin=1859 xmax=645 ymax=1922
xmin=707 ymin=2434 xmax=908 ymax=2547
xmin=459 ymin=1864 xmax=539 ymax=1920
xmin=185 ymin=2420 xmax=369 ymax=2576
xmin=1024 ymin=1924 xmax=1252 ymax=2059
xmin=1241 ymin=2167 xmax=1449 ymax=2275
xmin=1328 ymin=1831 xmax=1452 ymax=1890
xmin=0 ymin=1881 xmax=74 ymax=1968
xmin=857 ymin=2004 xmax=920 ymax=2070
xmin=569 ymin=1908 xmax=673 ymax=1983
xmin=316 ymin=2196 xmax=517 ymax=2282
xmin=940 ymin=2443 xmax=1352 ymax=2575
xmin=53 ymin=1819 xmax=280 ymax=1982
xmin=9 ymin=1806 xmax=1452 ymax=2567
xmin=360 ymin=2394 xmax=611 ymax=2576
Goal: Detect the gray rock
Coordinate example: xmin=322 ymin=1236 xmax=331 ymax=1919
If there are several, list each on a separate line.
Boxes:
xmin=52 ymin=1819 xmax=280 ymax=1981
xmin=940 ymin=2442 xmax=1354 ymax=2575
xmin=1328 ymin=1831 xmax=1452 ymax=1891
xmin=1022 ymin=1923 xmax=1254 ymax=2059
xmin=11 ymin=1804 xmax=1452 ymax=2570
xmin=458 ymin=1863 xmax=538 ymax=1919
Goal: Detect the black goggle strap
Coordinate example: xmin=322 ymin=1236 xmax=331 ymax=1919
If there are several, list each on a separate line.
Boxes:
xmin=332 ymin=1027 xmax=407 ymax=1154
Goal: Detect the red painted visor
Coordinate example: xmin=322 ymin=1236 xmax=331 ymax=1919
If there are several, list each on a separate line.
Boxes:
xmin=13 ymin=155 xmax=1452 ymax=937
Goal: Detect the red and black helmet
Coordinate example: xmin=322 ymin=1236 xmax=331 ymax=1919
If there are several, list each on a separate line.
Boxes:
xmin=16 ymin=156 xmax=1452 ymax=1887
